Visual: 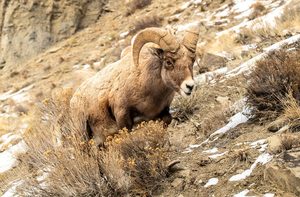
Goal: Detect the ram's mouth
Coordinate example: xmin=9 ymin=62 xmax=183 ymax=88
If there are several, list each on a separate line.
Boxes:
xmin=180 ymin=89 xmax=192 ymax=97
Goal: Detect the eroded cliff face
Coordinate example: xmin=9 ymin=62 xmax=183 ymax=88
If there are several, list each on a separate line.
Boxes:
xmin=0 ymin=0 xmax=107 ymax=69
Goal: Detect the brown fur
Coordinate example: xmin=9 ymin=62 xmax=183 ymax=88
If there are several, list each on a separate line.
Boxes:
xmin=70 ymin=42 xmax=196 ymax=145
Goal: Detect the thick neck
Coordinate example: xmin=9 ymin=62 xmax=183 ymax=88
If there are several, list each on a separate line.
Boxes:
xmin=139 ymin=54 xmax=173 ymax=100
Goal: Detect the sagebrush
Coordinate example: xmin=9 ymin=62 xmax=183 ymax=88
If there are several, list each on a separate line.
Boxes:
xmin=17 ymin=97 xmax=170 ymax=196
xmin=246 ymin=50 xmax=300 ymax=122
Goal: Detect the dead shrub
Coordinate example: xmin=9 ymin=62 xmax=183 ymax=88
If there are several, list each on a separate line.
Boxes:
xmin=239 ymin=2 xmax=300 ymax=41
xmin=249 ymin=2 xmax=266 ymax=20
xmin=251 ymin=2 xmax=265 ymax=12
xmin=105 ymin=123 xmax=168 ymax=195
xmin=126 ymin=0 xmax=152 ymax=16
xmin=245 ymin=50 xmax=300 ymax=122
xmin=275 ymin=92 xmax=300 ymax=132
xmin=280 ymin=133 xmax=300 ymax=151
xmin=130 ymin=15 xmax=163 ymax=35
xmin=17 ymin=97 xmax=170 ymax=196
xmin=277 ymin=3 xmax=300 ymax=33
xmin=172 ymin=87 xmax=203 ymax=122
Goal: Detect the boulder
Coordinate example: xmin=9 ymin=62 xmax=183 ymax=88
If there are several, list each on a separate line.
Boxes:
xmin=197 ymin=53 xmax=227 ymax=74
xmin=264 ymin=152 xmax=300 ymax=196
xmin=171 ymin=178 xmax=185 ymax=190
xmin=267 ymin=135 xmax=282 ymax=153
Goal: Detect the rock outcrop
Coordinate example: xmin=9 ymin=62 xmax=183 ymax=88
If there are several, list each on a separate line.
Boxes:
xmin=0 ymin=0 xmax=107 ymax=68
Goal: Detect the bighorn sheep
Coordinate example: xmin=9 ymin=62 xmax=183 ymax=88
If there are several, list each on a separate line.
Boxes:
xmin=70 ymin=25 xmax=200 ymax=145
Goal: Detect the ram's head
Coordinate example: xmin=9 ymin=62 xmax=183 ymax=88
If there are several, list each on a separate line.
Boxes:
xmin=132 ymin=25 xmax=200 ymax=96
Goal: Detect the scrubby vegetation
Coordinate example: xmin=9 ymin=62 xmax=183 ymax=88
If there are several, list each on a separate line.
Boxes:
xmin=17 ymin=99 xmax=170 ymax=196
xmin=126 ymin=0 xmax=152 ymax=16
xmin=246 ymin=50 xmax=300 ymax=122
xmin=280 ymin=133 xmax=300 ymax=151
xmin=130 ymin=15 xmax=163 ymax=35
xmin=280 ymin=93 xmax=300 ymax=132
xmin=240 ymin=2 xmax=300 ymax=41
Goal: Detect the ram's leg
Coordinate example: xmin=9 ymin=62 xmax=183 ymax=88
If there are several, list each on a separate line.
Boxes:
xmin=157 ymin=107 xmax=172 ymax=127
xmin=87 ymin=104 xmax=118 ymax=146
xmin=115 ymin=108 xmax=133 ymax=130
xmin=86 ymin=119 xmax=105 ymax=146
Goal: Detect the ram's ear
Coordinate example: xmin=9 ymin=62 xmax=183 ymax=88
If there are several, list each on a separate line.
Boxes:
xmin=150 ymin=47 xmax=164 ymax=60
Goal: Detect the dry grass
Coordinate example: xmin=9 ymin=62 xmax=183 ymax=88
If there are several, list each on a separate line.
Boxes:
xmin=172 ymin=84 xmax=235 ymax=136
xmin=200 ymin=34 xmax=242 ymax=59
xmin=280 ymin=133 xmax=300 ymax=151
xmin=130 ymin=15 xmax=163 ymax=35
xmin=249 ymin=2 xmax=266 ymax=20
xmin=0 ymin=163 xmax=27 ymax=194
xmin=126 ymin=0 xmax=152 ymax=16
xmin=246 ymin=50 xmax=300 ymax=122
xmin=251 ymin=2 xmax=266 ymax=12
xmin=276 ymin=3 xmax=300 ymax=33
xmin=15 ymin=97 xmax=170 ymax=196
xmin=239 ymin=2 xmax=300 ymax=41
xmin=172 ymin=87 xmax=204 ymax=122
xmin=274 ymin=92 xmax=300 ymax=132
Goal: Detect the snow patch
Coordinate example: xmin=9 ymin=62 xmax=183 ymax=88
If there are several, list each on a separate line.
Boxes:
xmin=73 ymin=64 xmax=91 ymax=70
xmin=176 ymin=21 xmax=199 ymax=32
xmin=180 ymin=2 xmax=190 ymax=9
xmin=229 ymin=153 xmax=273 ymax=181
xmin=120 ymin=31 xmax=129 ymax=38
xmin=1 ymin=180 xmax=24 ymax=197
xmin=0 ymin=113 xmax=19 ymax=118
xmin=204 ymin=178 xmax=218 ymax=187
xmin=209 ymin=151 xmax=228 ymax=159
xmin=189 ymin=144 xmax=201 ymax=148
xmin=250 ymin=139 xmax=267 ymax=148
xmin=250 ymin=139 xmax=268 ymax=152
xmin=225 ymin=34 xmax=300 ymax=78
xmin=195 ymin=67 xmax=228 ymax=84
xmin=263 ymin=193 xmax=275 ymax=197
xmin=216 ymin=0 xmax=292 ymax=37
xmin=233 ymin=189 xmax=250 ymax=197
xmin=203 ymin=147 xmax=218 ymax=154
xmin=0 ymin=141 xmax=27 ymax=173
xmin=192 ymin=0 xmax=202 ymax=5
xmin=0 ymin=85 xmax=33 ymax=102
xmin=264 ymin=34 xmax=300 ymax=51
xmin=233 ymin=0 xmax=254 ymax=13
xmin=82 ymin=64 xmax=90 ymax=70
xmin=210 ymin=108 xmax=249 ymax=137
xmin=242 ymin=44 xmax=257 ymax=51
xmin=37 ymin=168 xmax=51 ymax=189
xmin=182 ymin=143 xmax=202 ymax=153
xmin=258 ymin=144 xmax=268 ymax=152
xmin=0 ymin=133 xmax=21 ymax=151
xmin=215 ymin=7 xmax=230 ymax=18
xmin=182 ymin=148 xmax=193 ymax=154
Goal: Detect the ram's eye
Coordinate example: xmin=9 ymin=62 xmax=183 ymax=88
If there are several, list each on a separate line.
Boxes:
xmin=165 ymin=59 xmax=174 ymax=70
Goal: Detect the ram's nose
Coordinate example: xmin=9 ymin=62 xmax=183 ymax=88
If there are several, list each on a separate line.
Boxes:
xmin=180 ymin=78 xmax=195 ymax=96
xmin=186 ymin=83 xmax=194 ymax=91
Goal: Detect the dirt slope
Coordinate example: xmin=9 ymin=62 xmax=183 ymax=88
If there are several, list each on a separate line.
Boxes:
xmin=0 ymin=0 xmax=300 ymax=196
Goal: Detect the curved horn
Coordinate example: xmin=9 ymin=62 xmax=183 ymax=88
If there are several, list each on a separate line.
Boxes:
xmin=182 ymin=24 xmax=200 ymax=53
xmin=132 ymin=27 xmax=180 ymax=67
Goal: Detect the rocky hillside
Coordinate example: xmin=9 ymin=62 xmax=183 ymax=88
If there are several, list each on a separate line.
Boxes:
xmin=0 ymin=0 xmax=107 ymax=68
xmin=0 ymin=0 xmax=300 ymax=196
